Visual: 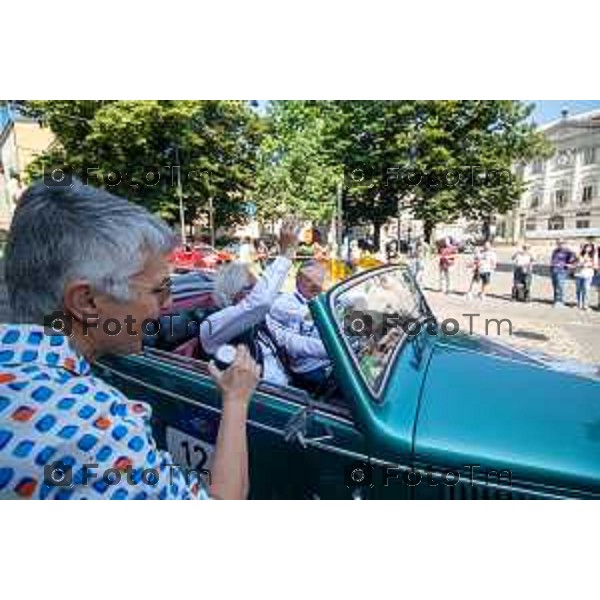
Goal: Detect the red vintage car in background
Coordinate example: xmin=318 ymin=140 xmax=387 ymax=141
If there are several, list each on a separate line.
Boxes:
xmin=169 ymin=244 xmax=233 ymax=273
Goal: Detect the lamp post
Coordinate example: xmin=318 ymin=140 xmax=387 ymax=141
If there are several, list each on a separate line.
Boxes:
xmin=336 ymin=179 xmax=343 ymax=252
xmin=208 ymin=196 xmax=215 ymax=247
xmin=174 ymin=145 xmax=186 ymax=246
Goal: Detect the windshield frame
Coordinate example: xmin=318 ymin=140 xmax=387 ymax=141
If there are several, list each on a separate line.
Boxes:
xmin=327 ymin=264 xmax=434 ymax=400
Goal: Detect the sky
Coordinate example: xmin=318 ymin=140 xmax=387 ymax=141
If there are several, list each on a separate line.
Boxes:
xmin=527 ymin=100 xmax=600 ymax=124
xmin=253 ymin=100 xmax=600 ymax=125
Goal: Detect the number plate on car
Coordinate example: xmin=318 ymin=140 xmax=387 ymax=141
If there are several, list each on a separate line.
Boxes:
xmin=166 ymin=427 xmax=214 ymax=472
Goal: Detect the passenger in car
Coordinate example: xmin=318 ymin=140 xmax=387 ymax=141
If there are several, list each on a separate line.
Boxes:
xmin=266 ymin=260 xmax=332 ymax=394
xmin=199 ymin=223 xmax=298 ymax=386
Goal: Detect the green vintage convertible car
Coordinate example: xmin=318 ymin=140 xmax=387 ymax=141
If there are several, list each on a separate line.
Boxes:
xmin=95 ymin=265 xmax=600 ymax=499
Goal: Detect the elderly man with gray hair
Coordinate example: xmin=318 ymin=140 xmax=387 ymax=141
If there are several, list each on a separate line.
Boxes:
xmin=199 ymin=224 xmax=298 ymax=386
xmin=266 ymin=260 xmax=331 ymax=393
xmin=0 ymin=180 xmax=259 ymax=500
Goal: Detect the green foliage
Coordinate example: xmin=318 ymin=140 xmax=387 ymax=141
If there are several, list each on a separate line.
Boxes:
xmin=255 ymin=101 xmax=342 ymax=223
xmin=23 ymin=100 xmax=264 ymax=228
xmin=22 ymin=100 xmax=550 ymax=241
xmin=406 ymin=100 xmax=551 ymax=237
xmin=255 ymin=100 xmax=550 ymax=242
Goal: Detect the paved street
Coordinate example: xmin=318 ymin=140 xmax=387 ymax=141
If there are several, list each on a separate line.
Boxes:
xmin=421 ymin=247 xmax=600 ymax=372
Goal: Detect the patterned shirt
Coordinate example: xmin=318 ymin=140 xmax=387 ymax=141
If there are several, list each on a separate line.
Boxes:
xmin=0 ymin=323 xmax=209 ymax=499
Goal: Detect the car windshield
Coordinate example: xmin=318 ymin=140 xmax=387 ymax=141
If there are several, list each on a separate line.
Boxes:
xmin=331 ymin=266 xmax=425 ymax=394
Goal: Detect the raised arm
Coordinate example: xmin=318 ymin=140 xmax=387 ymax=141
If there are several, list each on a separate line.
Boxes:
xmin=199 ymin=256 xmax=292 ymax=354
xmin=199 ymin=223 xmax=298 ymax=355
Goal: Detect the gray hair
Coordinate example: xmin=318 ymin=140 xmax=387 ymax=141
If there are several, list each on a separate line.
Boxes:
xmin=5 ymin=180 xmax=177 ymax=323
xmin=213 ymin=261 xmax=253 ymax=308
xmin=297 ymin=259 xmax=325 ymax=279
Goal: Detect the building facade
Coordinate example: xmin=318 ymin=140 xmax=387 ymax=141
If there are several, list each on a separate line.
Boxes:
xmin=0 ymin=102 xmax=55 ymax=230
xmin=497 ymin=108 xmax=600 ymax=245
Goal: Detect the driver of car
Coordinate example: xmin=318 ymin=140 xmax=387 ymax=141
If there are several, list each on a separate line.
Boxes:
xmin=198 ymin=223 xmax=298 ymax=386
xmin=266 ymin=260 xmax=332 ymax=394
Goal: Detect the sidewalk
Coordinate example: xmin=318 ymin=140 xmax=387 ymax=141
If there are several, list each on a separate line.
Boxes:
xmin=422 ymin=252 xmax=600 ymax=369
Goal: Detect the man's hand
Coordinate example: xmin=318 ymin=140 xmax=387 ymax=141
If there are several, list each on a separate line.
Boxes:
xmin=208 ymin=345 xmax=260 ymax=408
xmin=278 ymin=221 xmax=298 ymax=258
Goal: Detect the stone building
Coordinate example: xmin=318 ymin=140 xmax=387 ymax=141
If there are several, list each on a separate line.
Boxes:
xmin=497 ymin=108 xmax=600 ymax=245
xmin=0 ymin=102 xmax=55 ymax=230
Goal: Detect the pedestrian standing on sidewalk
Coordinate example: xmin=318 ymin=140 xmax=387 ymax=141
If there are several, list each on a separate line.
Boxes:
xmin=550 ymin=239 xmax=575 ymax=307
xmin=409 ymin=239 xmax=426 ymax=286
xmin=466 ymin=246 xmax=482 ymax=300
xmin=476 ymin=241 xmax=497 ymax=299
xmin=385 ymin=239 xmax=399 ymax=264
xmin=512 ymin=244 xmax=534 ymax=302
xmin=438 ymin=238 xmax=457 ymax=294
xmin=239 ymin=236 xmax=256 ymax=265
xmin=255 ymin=238 xmax=269 ymax=271
xmin=574 ymin=243 xmax=597 ymax=310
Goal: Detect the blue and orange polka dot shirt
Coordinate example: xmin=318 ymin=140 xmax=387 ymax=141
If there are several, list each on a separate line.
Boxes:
xmin=0 ymin=324 xmax=209 ymax=499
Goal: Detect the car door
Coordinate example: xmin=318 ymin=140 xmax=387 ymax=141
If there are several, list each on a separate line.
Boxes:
xmin=95 ymin=349 xmax=370 ymax=499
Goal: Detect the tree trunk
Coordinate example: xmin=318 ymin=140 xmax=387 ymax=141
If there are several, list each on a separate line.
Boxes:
xmin=482 ymin=215 xmax=491 ymax=242
xmin=372 ymin=219 xmax=384 ymax=252
xmin=423 ymin=219 xmax=434 ymax=244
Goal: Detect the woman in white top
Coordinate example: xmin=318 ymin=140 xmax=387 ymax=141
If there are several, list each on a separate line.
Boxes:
xmin=468 ymin=241 xmax=496 ymax=299
xmin=574 ymin=243 xmax=598 ymax=310
xmin=512 ymin=244 xmax=534 ymax=301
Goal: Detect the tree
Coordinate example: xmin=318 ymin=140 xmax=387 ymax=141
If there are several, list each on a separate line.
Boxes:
xmin=23 ymin=100 xmax=264 ymax=229
xmin=33 ymin=100 xmax=548 ymax=244
xmin=325 ymin=101 xmax=420 ymax=247
xmin=257 ymin=100 xmax=551 ymax=244
xmin=392 ymin=101 xmax=552 ymax=241
xmin=325 ymin=101 xmax=553 ymax=243
xmin=255 ymin=101 xmax=342 ymax=224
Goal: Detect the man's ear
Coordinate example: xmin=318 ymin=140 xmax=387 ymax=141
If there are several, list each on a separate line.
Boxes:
xmin=63 ymin=280 xmax=97 ymax=322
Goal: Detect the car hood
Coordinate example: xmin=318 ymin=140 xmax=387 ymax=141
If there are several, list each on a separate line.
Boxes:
xmin=414 ymin=337 xmax=600 ymax=494
xmin=438 ymin=332 xmax=600 ymax=379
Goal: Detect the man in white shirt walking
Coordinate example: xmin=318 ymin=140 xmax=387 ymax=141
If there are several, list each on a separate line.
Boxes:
xmin=267 ymin=260 xmax=331 ymax=393
xmin=476 ymin=241 xmax=497 ymax=299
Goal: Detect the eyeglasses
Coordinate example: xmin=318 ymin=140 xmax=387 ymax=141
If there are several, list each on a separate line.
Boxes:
xmin=131 ymin=277 xmax=173 ymax=302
